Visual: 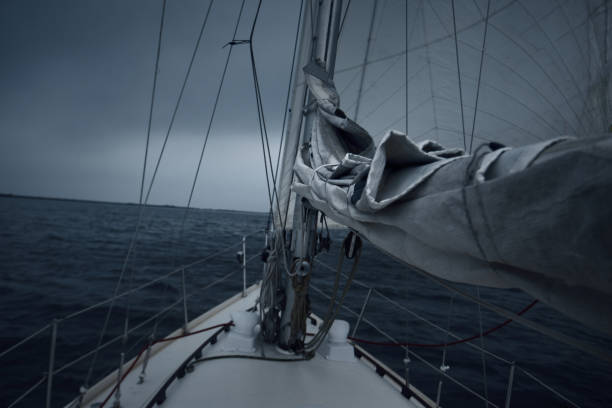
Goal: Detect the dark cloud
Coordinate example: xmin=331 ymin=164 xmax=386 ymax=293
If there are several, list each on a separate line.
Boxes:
xmin=0 ymin=0 xmax=303 ymax=211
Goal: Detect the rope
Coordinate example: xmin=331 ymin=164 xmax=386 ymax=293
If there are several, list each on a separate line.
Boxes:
xmin=348 ymin=299 xmax=538 ymax=348
xmin=98 ymin=322 xmax=232 ymax=408
xmin=190 ymin=353 xmax=308 ymax=366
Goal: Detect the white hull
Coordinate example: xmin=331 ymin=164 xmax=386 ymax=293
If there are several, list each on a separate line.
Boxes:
xmin=77 ymin=283 xmax=435 ymax=408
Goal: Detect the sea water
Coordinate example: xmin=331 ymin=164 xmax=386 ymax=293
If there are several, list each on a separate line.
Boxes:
xmin=0 ymin=195 xmax=610 ymax=407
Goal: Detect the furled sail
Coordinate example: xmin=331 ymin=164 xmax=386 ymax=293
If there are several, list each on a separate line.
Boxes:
xmin=293 ymin=70 xmax=612 ymax=335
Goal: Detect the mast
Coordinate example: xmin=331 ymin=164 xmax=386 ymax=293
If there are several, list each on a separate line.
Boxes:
xmin=275 ymin=2 xmax=313 ymax=230
xmin=277 ymin=0 xmax=343 ymax=349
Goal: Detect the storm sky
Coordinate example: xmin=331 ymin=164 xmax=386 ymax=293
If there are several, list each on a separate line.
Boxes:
xmin=0 ymin=0 xmax=314 ymax=211
xmin=1 ymin=0 xmax=607 ymax=211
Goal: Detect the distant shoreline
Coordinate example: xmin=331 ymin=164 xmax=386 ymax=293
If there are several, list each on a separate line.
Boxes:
xmin=0 ymin=193 xmax=267 ymax=216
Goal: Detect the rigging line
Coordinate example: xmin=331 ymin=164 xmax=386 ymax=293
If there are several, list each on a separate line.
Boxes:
xmin=126 ymin=0 xmax=168 ymax=365
xmin=338 ymin=68 xmax=362 ymax=97
xmin=177 ymin=0 xmax=247 ymax=235
xmin=424 ymin=0 xmax=555 ymax=141
xmin=344 ymin=0 xmax=424 ymax=116
xmin=249 ymin=4 xmax=275 ymax=214
xmin=343 ymin=53 xmax=406 ymax=111
xmin=488 ymin=23 xmax=587 ymax=136
xmin=403 ymin=124 xmax=495 ymax=145
xmin=249 ymin=0 xmax=294 ymax=278
xmin=370 ymin=93 xmax=435 ymax=138
xmin=421 ymin=0 xmax=440 ymax=142
xmin=603 ymin=0 xmax=609 ymax=131
xmin=273 ymin=0 xmax=306 ymax=210
xmin=434 ymin=93 xmax=545 ymax=142
xmin=338 ymin=0 xmax=351 ymax=42
xmin=451 ymin=0 xmax=467 ymax=151
xmin=249 ymin=0 xmax=287 ymax=232
xmin=353 ymin=0 xmax=379 ymax=121
xmin=334 ymin=0 xmax=519 ymax=75
xmin=454 ymin=41 xmax=568 ymax=137
xmin=469 ymin=0 xmax=490 ymax=154
xmin=168 ymin=0 xmax=247 ymax=336
xmin=514 ymin=0 xmax=598 ymax=135
xmin=427 ymin=56 xmax=560 ymax=138
xmin=140 ymin=0 xmax=167 ymax=205
xmin=83 ymin=0 xmax=218 ymax=389
xmin=360 ymin=64 xmax=429 ymax=123
xmin=372 ymin=0 xmax=388 ymax=49
xmin=143 ymin=0 xmax=215 ymax=206
xmin=557 ymin=0 xmax=599 ymax=69
xmin=405 ymin=0 xmax=408 ymax=135
xmin=436 ymin=0 xmax=600 ymax=137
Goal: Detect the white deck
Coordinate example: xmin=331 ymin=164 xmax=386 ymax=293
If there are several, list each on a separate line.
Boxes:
xmin=80 ymin=283 xmax=431 ymax=408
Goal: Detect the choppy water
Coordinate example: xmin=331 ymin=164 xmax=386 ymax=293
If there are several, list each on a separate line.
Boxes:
xmin=0 ymin=195 xmax=610 ymax=407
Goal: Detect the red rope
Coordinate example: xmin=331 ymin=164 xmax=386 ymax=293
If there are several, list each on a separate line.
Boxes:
xmin=99 ymin=321 xmax=232 ymax=407
xmin=349 ymin=300 xmax=538 ymax=348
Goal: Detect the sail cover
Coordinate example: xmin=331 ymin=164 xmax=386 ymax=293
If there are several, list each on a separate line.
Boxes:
xmin=293 ymin=72 xmax=612 ymax=335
